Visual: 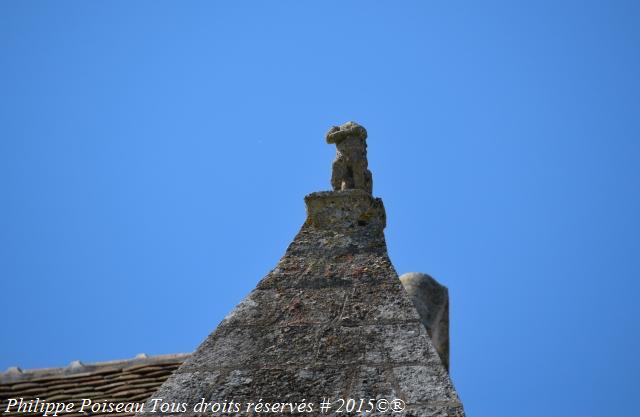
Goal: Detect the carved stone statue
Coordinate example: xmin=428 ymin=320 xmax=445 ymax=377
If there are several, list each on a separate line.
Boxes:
xmin=325 ymin=121 xmax=373 ymax=194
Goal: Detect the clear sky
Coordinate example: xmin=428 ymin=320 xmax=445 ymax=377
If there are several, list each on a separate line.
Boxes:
xmin=1 ymin=2 xmax=639 ymax=416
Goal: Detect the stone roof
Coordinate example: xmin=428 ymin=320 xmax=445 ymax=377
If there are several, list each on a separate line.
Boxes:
xmin=136 ymin=188 xmax=465 ymax=417
xmin=0 ymin=354 xmax=188 ymax=417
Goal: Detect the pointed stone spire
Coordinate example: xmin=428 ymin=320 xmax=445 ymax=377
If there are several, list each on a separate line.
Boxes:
xmin=138 ymin=124 xmax=465 ymax=417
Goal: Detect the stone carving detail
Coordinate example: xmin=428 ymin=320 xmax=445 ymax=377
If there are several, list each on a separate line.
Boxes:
xmin=326 ymin=121 xmax=373 ymax=194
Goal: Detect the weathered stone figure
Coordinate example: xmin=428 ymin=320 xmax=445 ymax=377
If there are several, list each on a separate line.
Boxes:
xmin=326 ymin=121 xmax=373 ymax=193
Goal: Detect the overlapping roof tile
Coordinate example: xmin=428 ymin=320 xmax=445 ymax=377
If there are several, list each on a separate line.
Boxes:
xmin=0 ymin=354 xmax=188 ymax=417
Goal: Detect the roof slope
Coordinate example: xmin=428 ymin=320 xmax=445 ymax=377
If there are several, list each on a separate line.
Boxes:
xmin=0 ymin=354 xmax=187 ymax=417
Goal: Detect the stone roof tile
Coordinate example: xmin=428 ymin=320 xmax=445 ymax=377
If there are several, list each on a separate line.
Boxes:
xmin=0 ymin=354 xmax=188 ymax=414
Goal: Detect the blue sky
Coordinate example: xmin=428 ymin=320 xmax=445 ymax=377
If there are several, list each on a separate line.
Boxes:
xmin=1 ymin=2 xmax=639 ymax=416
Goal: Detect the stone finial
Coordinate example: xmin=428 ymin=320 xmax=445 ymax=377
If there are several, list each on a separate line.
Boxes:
xmin=326 ymin=121 xmax=373 ymax=194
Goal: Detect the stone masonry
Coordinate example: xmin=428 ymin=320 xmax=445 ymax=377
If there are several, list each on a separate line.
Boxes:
xmin=137 ymin=123 xmax=464 ymax=417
